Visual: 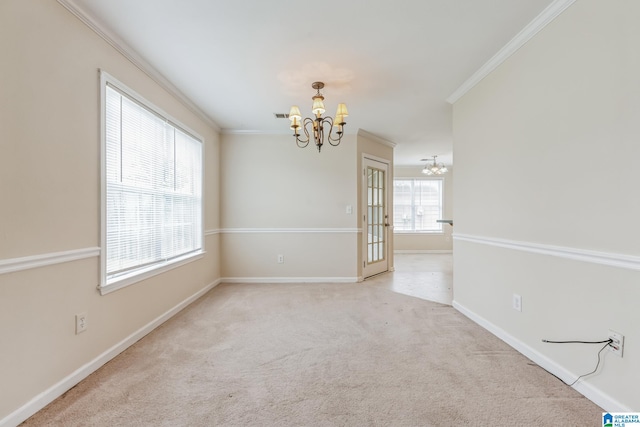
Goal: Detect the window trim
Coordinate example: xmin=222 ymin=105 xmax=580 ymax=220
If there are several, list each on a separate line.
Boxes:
xmin=392 ymin=176 xmax=445 ymax=235
xmin=99 ymin=70 xmax=205 ymax=295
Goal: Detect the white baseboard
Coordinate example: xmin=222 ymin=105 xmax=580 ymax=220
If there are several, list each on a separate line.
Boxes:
xmin=452 ymin=300 xmax=631 ymax=412
xmin=1 ymin=279 xmax=221 ymax=427
xmin=394 ymin=250 xmax=453 ymax=254
xmin=221 ymin=277 xmax=359 ymax=284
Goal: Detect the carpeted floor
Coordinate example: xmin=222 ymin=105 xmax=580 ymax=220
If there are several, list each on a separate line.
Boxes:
xmin=22 ymin=259 xmax=603 ymax=426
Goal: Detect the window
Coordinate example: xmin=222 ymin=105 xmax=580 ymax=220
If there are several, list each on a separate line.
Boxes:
xmin=101 ymin=72 xmax=203 ymax=292
xmin=393 ymin=178 xmax=443 ymax=232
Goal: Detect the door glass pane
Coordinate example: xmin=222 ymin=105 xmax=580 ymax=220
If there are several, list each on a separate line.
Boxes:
xmin=373 ymin=183 xmax=378 ymax=205
xmin=366 ymin=166 xmax=386 ymax=264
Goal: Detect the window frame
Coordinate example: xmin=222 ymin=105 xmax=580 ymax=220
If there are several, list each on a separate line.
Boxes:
xmin=392 ymin=177 xmax=445 ymax=234
xmin=99 ymin=70 xmax=205 ymax=295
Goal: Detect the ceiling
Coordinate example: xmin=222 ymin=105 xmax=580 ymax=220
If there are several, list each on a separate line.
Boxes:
xmin=67 ymin=0 xmax=554 ymax=167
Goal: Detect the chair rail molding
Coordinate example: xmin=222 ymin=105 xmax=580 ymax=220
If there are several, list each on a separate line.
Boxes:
xmin=220 ymin=228 xmax=361 ymax=234
xmin=454 ymin=233 xmax=640 ymax=271
xmin=0 ymin=247 xmax=100 ymax=275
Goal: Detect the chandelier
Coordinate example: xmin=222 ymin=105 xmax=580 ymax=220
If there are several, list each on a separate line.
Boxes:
xmin=288 ymin=82 xmax=348 ymax=152
xmin=421 ymin=156 xmax=448 ymax=175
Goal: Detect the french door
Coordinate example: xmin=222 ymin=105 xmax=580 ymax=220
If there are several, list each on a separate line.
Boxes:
xmin=363 ymin=157 xmax=389 ymax=278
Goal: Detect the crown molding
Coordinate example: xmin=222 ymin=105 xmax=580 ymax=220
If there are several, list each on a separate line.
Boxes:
xmin=221 ymin=129 xmax=291 ymax=135
xmin=221 ymin=129 xmax=359 ymax=136
xmin=446 ymin=0 xmax=576 ymax=104
xmin=357 ymin=129 xmax=397 ymax=148
xmin=56 ymin=0 xmax=220 ymax=132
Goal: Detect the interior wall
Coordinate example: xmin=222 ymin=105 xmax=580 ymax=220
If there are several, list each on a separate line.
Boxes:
xmin=393 ymin=166 xmax=453 ymax=252
xmin=0 ymin=0 xmax=220 ymax=423
xmin=452 ymin=0 xmax=639 ymax=410
xmin=220 ymin=133 xmax=358 ymax=280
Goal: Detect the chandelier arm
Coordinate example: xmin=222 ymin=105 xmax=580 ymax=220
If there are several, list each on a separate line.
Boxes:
xmin=327 ymin=134 xmax=343 ymax=146
xmin=295 ymin=128 xmax=309 ymax=147
xmin=295 ymin=118 xmax=314 ymax=148
xmin=296 ymin=136 xmax=309 ymax=149
xmin=325 ymin=117 xmax=343 ymax=146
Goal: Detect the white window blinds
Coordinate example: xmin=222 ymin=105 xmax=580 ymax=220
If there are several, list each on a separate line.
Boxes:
xmin=393 ymin=179 xmax=443 ymax=232
xmin=104 ymin=83 xmax=202 ymax=285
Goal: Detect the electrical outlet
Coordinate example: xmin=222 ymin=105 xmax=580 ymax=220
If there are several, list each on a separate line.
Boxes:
xmin=608 ymin=330 xmax=624 ymax=357
xmin=277 ymin=254 xmax=284 ymax=264
xmin=512 ymin=294 xmax=522 ymax=312
xmin=75 ymin=313 xmax=88 ymax=334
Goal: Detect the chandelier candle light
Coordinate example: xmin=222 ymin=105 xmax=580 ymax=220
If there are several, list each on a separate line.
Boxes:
xmin=421 ymin=155 xmax=448 ymax=175
xmin=288 ymin=82 xmax=348 ymax=152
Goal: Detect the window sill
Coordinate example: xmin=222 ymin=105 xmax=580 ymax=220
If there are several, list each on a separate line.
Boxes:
xmin=99 ymin=250 xmax=206 ymax=295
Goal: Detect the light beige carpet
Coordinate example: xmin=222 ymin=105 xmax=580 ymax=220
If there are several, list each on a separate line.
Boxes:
xmin=23 ymin=280 xmax=602 ymax=426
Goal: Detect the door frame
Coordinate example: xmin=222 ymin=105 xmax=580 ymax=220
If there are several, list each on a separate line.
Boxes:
xmin=362 ymin=154 xmax=392 ymax=279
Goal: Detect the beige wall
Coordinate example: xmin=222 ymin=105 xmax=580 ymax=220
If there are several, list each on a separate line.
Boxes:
xmin=393 ymin=166 xmax=453 ymax=252
xmin=218 ymin=131 xmax=395 ymax=281
xmin=220 ymin=133 xmax=358 ymax=280
xmin=0 ymin=0 xmax=220 ymax=422
xmin=453 ymin=0 xmax=639 ymax=410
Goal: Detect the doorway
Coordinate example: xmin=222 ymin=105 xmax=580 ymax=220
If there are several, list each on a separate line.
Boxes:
xmin=363 ymin=157 xmax=390 ymax=278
